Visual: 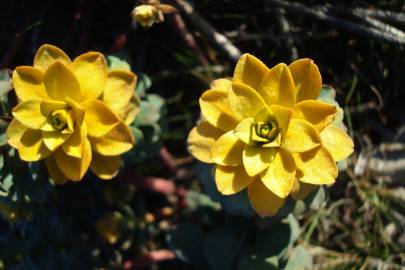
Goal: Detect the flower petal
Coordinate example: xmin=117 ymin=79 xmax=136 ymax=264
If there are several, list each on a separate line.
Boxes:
xmin=12 ymin=99 xmax=46 ymax=129
xmin=228 ymin=82 xmax=266 ymax=120
xmin=121 ymin=101 xmax=140 ymax=125
xmin=187 ymin=121 xmax=223 ymax=163
xmin=234 ymin=117 xmax=253 ymax=144
xmin=260 ymin=150 xmax=296 ymax=198
xmin=247 ymin=179 xmax=286 ymax=217
xmin=269 ymin=105 xmax=292 ymax=140
xmin=320 ymin=125 xmax=354 ymax=161
xmin=243 ymin=145 xmax=276 ymax=176
xmin=66 ymin=98 xmax=85 ymax=126
xmin=71 ymin=52 xmax=108 ymax=100
xmin=45 ymin=157 xmax=69 ymax=185
xmin=282 ymin=118 xmax=321 ymax=153
xmin=33 ymin=44 xmax=71 ymax=71
xmin=90 ymin=152 xmax=121 ymax=180
xmin=81 ymin=99 xmax=120 ymax=137
xmin=55 ymin=138 xmax=92 ymax=181
xmin=288 ymin=58 xmax=322 ymax=102
xmin=103 ymin=70 xmax=136 ymax=113
xmin=211 ymin=131 xmax=244 ymax=166
xmin=90 ymin=153 xmax=121 ymax=180
xmin=18 ymin=129 xmax=51 ymax=161
xmin=294 ymin=100 xmax=336 ymax=131
xmin=62 ymin=123 xmax=87 ymax=158
xmin=258 ymin=63 xmax=296 ymax=108
xmin=295 ymin=147 xmax=338 ymax=185
xmin=89 ymin=121 xmax=134 ymax=156
xmin=233 ymin=54 xmax=268 ymax=89
xmin=291 ymin=179 xmax=317 ymax=200
xmin=40 ymin=99 xmax=66 ymax=116
xmin=210 ymin=78 xmax=232 ymax=91
xmin=7 ymin=119 xmax=27 ymax=148
xmin=215 ymin=165 xmax=255 ymax=195
xmin=12 ymin=67 xmax=48 ymax=101
xmin=200 ymin=89 xmax=239 ymax=131
xmin=43 ymin=131 xmax=72 ymax=151
xmin=43 ymin=61 xmax=81 ymax=101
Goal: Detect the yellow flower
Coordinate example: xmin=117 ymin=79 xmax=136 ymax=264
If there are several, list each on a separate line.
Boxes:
xmin=131 ymin=1 xmax=176 ymax=28
xmin=132 ymin=4 xmax=159 ymax=27
xmin=7 ymin=44 xmax=138 ymax=184
xmin=188 ymin=54 xmax=354 ymax=217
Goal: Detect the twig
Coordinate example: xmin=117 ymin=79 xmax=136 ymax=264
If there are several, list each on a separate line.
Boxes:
xmin=266 ymin=0 xmax=405 ymax=45
xmin=275 ymin=7 xmax=298 ymax=61
xmin=352 ymin=7 xmax=405 ymax=26
xmin=356 ymin=15 xmax=405 ymax=39
xmin=354 ymin=142 xmax=405 ymax=185
xmin=159 ymin=147 xmax=178 ymax=174
xmin=168 ymin=12 xmax=209 ymax=67
xmin=125 ymin=173 xmax=176 ymax=194
xmin=174 ymin=0 xmax=241 ymax=62
xmin=308 ymin=245 xmax=404 ymax=270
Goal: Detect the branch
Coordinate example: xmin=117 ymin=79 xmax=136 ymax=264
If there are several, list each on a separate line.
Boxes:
xmin=267 ymin=0 xmax=405 ymax=45
xmin=174 ymin=0 xmax=241 ymax=62
xmin=352 ymin=7 xmax=405 ymax=26
xmin=275 ymin=7 xmax=298 ymax=61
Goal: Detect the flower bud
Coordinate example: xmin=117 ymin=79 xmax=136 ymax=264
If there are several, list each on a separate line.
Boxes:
xmin=132 ymin=5 xmax=158 ymax=27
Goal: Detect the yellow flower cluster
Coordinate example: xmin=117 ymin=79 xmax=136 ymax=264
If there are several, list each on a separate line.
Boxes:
xmin=7 ymin=44 xmax=139 ymax=184
xmin=188 ymin=54 xmax=354 ymax=217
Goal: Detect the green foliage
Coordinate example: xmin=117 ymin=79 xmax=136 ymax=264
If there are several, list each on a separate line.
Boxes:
xmin=285 ymin=246 xmax=313 ymax=270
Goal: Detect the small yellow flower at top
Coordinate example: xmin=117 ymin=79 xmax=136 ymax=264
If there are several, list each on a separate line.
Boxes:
xmin=131 ymin=0 xmax=176 ymax=28
xmin=7 ymin=44 xmax=139 ymax=184
xmin=187 ymin=54 xmax=354 ymax=217
xmin=132 ymin=4 xmax=159 ymax=27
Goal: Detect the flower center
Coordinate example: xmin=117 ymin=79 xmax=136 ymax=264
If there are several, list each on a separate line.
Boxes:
xmin=252 ymin=120 xmax=280 ymax=144
xmin=50 ymin=109 xmax=69 ymax=131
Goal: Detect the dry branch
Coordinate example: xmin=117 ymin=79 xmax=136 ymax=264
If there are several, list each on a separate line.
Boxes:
xmin=275 ymin=7 xmax=298 ymax=61
xmin=352 ymin=7 xmax=405 ymax=26
xmin=267 ymin=0 xmax=405 ymax=45
xmin=174 ymin=0 xmax=241 ymax=62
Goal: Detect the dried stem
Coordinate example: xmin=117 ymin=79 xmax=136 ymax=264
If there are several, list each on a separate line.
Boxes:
xmin=266 ymin=0 xmax=405 ymax=45
xmin=174 ymin=0 xmax=241 ymax=62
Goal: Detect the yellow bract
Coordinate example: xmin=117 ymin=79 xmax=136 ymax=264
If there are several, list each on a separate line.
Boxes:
xmin=7 ymin=44 xmax=139 ymax=184
xmin=187 ymin=53 xmax=354 ymax=217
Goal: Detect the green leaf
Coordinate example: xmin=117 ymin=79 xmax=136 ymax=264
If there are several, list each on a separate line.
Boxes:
xmin=304 ymin=186 xmax=328 ymax=210
xmin=0 ymin=69 xmax=12 ymax=98
xmin=203 ymin=228 xmax=242 ymax=270
xmin=238 ymin=215 xmax=299 ymax=270
xmin=238 ymin=254 xmax=278 ymax=270
xmin=123 ymin=126 xmax=162 ymax=163
xmin=285 ymin=246 xmax=313 ymax=270
xmin=195 ymin=163 xmax=255 ymax=217
xmin=318 ymin=85 xmax=345 ymax=129
xmin=130 ymin=126 xmax=144 ymax=142
xmin=185 ymin=190 xmax=221 ymax=211
xmin=135 ymin=95 xmax=165 ymax=127
xmin=106 ymin=55 xmax=131 ymax=71
xmin=167 ymin=222 xmax=207 ymax=268
xmin=136 ymin=73 xmax=152 ymax=97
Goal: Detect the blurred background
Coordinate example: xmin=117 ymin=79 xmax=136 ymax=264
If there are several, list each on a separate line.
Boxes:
xmin=0 ymin=0 xmax=404 ymax=269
